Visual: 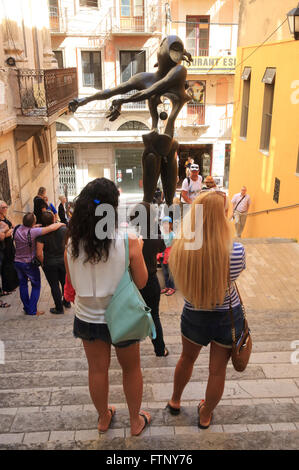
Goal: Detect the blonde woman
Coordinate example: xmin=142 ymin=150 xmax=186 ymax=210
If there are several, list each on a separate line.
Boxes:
xmin=166 ymin=191 xmax=246 ymax=428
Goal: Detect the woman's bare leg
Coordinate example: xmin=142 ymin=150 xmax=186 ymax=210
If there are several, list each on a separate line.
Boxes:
xmin=199 ymin=341 xmax=231 ymax=426
xmin=169 ymin=335 xmax=202 ymax=408
xmin=115 ymin=342 xmax=149 ymax=435
xmin=82 ymin=339 xmax=112 ymax=430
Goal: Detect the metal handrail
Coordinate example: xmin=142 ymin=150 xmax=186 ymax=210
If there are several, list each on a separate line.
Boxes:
xmin=247 ymin=203 xmax=299 ymax=216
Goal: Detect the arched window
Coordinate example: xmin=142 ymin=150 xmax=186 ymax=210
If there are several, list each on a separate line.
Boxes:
xmin=56 ymin=122 xmax=72 ymax=132
xmin=118 ymin=121 xmax=149 ymax=131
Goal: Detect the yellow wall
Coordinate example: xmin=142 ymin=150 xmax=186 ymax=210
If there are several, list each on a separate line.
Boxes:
xmin=229 ymin=39 xmax=299 ymax=239
xmin=238 ymin=0 xmax=295 ymax=46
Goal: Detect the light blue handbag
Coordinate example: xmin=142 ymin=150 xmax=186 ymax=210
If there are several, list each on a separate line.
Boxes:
xmin=104 ymin=234 xmax=156 ymax=344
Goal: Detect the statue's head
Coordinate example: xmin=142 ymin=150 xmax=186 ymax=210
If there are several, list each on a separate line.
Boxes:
xmin=156 ymin=36 xmax=193 ymax=68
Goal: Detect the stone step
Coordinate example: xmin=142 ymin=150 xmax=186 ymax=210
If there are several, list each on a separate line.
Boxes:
xmin=0 ymin=403 xmax=299 ymax=442
xmin=1 ymin=375 xmax=299 ymax=408
xmin=2 ymin=428 xmax=299 ymax=450
xmin=0 ymin=349 xmax=295 ymax=375
xmin=2 ymin=339 xmax=296 ymax=361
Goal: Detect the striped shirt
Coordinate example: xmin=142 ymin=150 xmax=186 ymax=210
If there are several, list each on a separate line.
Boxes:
xmin=184 ymin=242 xmax=246 ymax=312
xmin=231 ymin=193 xmax=251 ymax=213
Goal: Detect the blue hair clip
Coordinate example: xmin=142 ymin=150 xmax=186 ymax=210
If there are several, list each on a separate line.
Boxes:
xmin=94 ymin=199 xmax=100 ymax=205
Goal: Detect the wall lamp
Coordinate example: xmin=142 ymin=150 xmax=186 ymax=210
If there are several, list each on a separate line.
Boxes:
xmin=287 ymin=3 xmax=299 ymax=40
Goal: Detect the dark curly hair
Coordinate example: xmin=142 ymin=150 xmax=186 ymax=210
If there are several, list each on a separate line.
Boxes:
xmin=68 ymin=178 xmax=119 ymax=264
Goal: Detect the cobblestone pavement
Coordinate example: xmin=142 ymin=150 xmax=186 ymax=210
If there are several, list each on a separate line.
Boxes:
xmin=0 ymin=239 xmax=299 ymax=450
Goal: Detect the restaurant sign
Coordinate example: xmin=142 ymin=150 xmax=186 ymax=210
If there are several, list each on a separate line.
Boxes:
xmin=186 ymin=56 xmax=236 ymax=74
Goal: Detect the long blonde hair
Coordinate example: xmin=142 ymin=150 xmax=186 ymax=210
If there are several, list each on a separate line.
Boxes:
xmin=169 ymin=191 xmax=232 ymax=309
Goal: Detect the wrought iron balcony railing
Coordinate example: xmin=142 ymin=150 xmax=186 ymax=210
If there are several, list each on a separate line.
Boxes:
xmin=17 ymin=68 xmax=78 ymax=117
xmin=109 ymin=3 xmax=163 ymax=34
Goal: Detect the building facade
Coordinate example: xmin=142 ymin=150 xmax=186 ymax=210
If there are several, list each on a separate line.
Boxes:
xmin=229 ymin=0 xmax=299 ymax=239
xmin=50 ymin=0 xmax=239 ymax=198
xmin=0 ymin=0 xmax=78 ymax=223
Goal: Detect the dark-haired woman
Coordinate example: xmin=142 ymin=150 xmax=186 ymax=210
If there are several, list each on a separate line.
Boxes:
xmin=64 ymin=178 xmax=151 ymax=436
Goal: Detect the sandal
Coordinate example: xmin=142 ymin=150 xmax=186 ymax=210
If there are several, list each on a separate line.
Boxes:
xmin=0 ymin=301 xmax=10 ymax=308
xmin=165 ymin=402 xmax=180 ymax=415
xmin=198 ymin=400 xmax=213 ymax=429
xmin=165 ymin=288 xmax=176 ymax=296
xmin=0 ymin=291 xmax=11 ymax=297
xmin=131 ymin=411 xmax=151 ymax=436
xmin=98 ymin=406 xmax=116 ymax=434
xmin=160 ymin=288 xmax=169 ymax=294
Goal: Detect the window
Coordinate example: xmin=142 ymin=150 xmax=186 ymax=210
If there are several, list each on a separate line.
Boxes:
xmin=121 ymin=0 xmax=143 ymax=17
xmin=240 ymin=67 xmax=251 ymax=138
xmin=58 ymin=148 xmax=76 ymax=196
xmin=81 ymin=51 xmax=102 ymax=89
xmin=260 ymin=68 xmax=276 ymax=152
xmin=186 ymin=16 xmax=210 ymax=57
xmin=54 ymin=51 xmax=64 ymax=69
xmin=79 ymin=0 xmax=98 ymax=7
xmin=56 ymin=122 xmax=71 ymax=132
xmin=120 ymin=50 xmax=145 ymax=83
xmin=186 ymin=80 xmax=206 ymax=125
xmin=118 ymin=121 xmax=149 ymax=130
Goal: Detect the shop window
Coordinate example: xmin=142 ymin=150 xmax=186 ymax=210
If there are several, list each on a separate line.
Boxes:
xmin=260 ymin=68 xmax=276 ymax=152
xmin=240 ymin=67 xmax=251 ymax=138
xmin=0 ymin=161 xmax=11 ymax=206
xmin=81 ymin=51 xmax=102 ymax=89
xmin=186 ymin=16 xmax=210 ymax=57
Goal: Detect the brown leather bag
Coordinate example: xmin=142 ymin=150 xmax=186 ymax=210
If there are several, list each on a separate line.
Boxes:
xmin=228 ymin=281 xmax=252 ymax=372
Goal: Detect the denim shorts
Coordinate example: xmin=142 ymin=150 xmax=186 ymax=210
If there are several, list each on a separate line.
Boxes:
xmin=181 ymin=304 xmax=244 ymax=348
xmin=73 ymin=316 xmax=139 ymax=348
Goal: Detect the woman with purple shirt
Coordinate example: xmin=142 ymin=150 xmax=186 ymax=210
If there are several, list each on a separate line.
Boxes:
xmin=14 ymin=212 xmax=65 ymax=316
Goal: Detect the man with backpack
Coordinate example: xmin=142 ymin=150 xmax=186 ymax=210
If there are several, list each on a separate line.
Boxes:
xmin=180 ymin=163 xmax=203 ymax=204
xmin=231 ymin=186 xmax=251 ymax=238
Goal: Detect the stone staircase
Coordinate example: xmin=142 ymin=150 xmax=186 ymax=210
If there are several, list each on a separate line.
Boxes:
xmin=1 ymin=304 xmax=299 ymax=450
xmin=0 ymin=239 xmax=299 ymax=450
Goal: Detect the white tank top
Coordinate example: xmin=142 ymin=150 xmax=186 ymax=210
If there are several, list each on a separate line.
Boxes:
xmin=67 ymin=233 xmax=125 ymax=324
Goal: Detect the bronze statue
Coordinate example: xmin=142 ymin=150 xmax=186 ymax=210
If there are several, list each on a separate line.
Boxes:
xmin=69 ymin=36 xmax=193 ymax=206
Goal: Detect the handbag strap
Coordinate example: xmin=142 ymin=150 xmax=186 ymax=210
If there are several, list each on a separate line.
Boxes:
xmin=124 ymin=233 xmax=130 ymax=271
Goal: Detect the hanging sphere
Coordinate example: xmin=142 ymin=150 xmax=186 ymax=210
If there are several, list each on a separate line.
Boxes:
xmin=159 ymin=111 xmax=168 ymax=121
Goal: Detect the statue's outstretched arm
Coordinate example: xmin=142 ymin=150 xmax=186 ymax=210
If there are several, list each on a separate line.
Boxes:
xmin=68 ymin=74 xmax=148 ymax=113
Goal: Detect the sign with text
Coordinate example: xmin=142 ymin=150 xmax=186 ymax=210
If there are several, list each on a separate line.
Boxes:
xmin=187 ymin=56 xmax=236 ymax=74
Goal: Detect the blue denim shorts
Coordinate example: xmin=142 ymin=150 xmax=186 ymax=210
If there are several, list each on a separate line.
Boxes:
xmin=181 ymin=304 xmax=244 ymax=348
xmin=73 ymin=316 xmax=139 ymax=348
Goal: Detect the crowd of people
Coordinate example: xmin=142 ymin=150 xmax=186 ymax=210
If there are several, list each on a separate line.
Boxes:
xmin=0 ymin=173 xmax=249 ymax=436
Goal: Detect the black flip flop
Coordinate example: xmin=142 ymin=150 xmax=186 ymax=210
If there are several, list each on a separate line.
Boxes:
xmin=98 ymin=406 xmax=116 ymax=434
xmin=165 ymin=402 xmax=181 ymax=415
xmin=198 ymin=400 xmax=213 ymax=429
xmin=0 ymin=301 xmax=10 ymax=308
xmin=132 ymin=412 xmax=151 ymax=436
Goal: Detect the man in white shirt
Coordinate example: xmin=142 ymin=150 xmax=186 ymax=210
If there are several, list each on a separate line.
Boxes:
xmin=181 ymin=163 xmax=203 ymax=204
xmin=231 ymin=186 xmax=251 ymax=237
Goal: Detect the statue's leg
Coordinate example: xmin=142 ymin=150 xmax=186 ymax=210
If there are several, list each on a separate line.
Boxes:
xmin=142 ymin=151 xmax=161 ymax=203
xmin=160 ymin=140 xmax=179 ymax=207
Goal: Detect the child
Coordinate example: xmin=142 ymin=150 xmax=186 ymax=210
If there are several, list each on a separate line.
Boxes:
xmin=159 ymin=216 xmax=176 ymax=296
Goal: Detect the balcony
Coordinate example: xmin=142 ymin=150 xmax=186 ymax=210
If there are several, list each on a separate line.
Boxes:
xmin=17 ymin=68 xmax=78 ymax=117
xmin=177 ymin=103 xmax=206 ymax=127
xmin=49 ymin=6 xmax=67 ymax=33
xmin=121 ymin=89 xmax=147 ymax=111
xmin=108 ymin=3 xmax=163 ymax=35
